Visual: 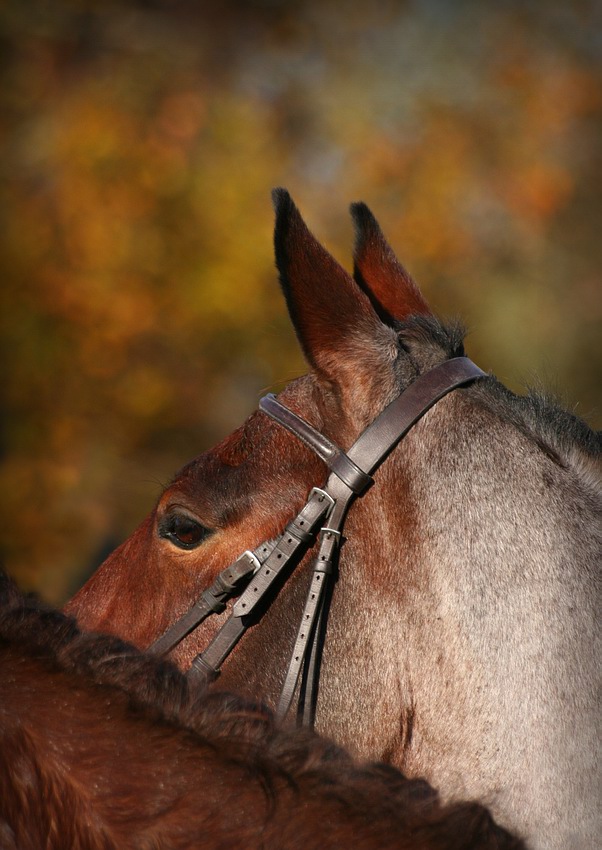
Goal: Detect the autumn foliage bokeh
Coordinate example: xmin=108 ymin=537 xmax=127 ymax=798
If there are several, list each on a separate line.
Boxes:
xmin=1 ymin=0 xmax=600 ymax=602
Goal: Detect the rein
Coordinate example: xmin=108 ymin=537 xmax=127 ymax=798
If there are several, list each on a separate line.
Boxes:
xmin=149 ymin=357 xmax=486 ymax=727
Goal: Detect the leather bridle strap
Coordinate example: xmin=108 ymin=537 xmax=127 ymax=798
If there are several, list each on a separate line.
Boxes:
xmin=265 ymin=357 xmax=486 ymax=724
xmin=149 ymin=356 xmax=485 ymax=724
xmin=259 ymin=394 xmax=372 ymax=494
xmin=148 ymin=544 xmax=271 ymax=657
xmin=262 ymin=357 xmax=486 ymax=480
xmin=346 ymin=357 xmax=486 ymax=471
xmin=186 ymin=487 xmax=334 ymax=687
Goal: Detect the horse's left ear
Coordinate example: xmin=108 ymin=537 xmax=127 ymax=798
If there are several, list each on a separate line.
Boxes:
xmin=273 ymin=189 xmax=395 ymax=387
xmin=351 ymin=202 xmax=432 ymax=323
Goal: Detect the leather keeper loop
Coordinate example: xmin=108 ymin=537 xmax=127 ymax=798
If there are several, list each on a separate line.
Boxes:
xmin=200 ymin=590 xmax=227 ymax=614
xmin=188 ymin=654 xmax=220 ymax=685
xmin=329 ymin=454 xmax=372 ymax=494
xmin=314 ymin=558 xmax=335 ymax=575
xmin=286 ymin=515 xmax=316 ymax=543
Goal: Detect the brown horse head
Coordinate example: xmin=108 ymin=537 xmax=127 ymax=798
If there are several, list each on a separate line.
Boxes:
xmin=66 ymin=188 xmax=465 ymax=676
xmin=66 ymin=191 xmax=601 ymax=850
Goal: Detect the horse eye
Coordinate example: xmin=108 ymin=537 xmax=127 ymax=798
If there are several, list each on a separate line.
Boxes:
xmin=160 ymin=514 xmax=211 ymax=550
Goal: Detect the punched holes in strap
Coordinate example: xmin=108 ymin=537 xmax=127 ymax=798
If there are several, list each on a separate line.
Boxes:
xmin=185 ymin=488 xmax=335 ymax=690
xmin=148 ymin=550 xmax=260 ymax=657
xmin=276 ymin=526 xmax=340 ymax=721
xmin=231 ymin=488 xmax=333 ymax=619
xmin=259 ymin=394 xmax=372 ymax=494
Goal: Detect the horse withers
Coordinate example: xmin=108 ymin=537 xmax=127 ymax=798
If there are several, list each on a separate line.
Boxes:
xmin=66 ymin=191 xmax=601 ymax=849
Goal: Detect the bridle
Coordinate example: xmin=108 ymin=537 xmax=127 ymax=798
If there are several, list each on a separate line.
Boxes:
xmin=149 ymin=356 xmax=486 ymax=727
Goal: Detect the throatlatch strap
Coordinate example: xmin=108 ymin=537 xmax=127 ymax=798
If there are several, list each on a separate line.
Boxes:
xmin=276 ymin=525 xmax=340 ymax=721
xmin=157 ymin=357 xmax=485 ymax=724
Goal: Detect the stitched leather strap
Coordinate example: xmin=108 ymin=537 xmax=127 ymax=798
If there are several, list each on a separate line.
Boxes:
xmin=185 ymin=488 xmax=334 ymax=689
xmin=148 ymin=546 xmax=270 ymax=657
xmin=276 ymin=526 xmax=340 ymax=720
xmin=156 ymin=357 xmax=486 ymax=718
xmin=345 ymin=358 xmax=486 ymax=473
xmin=232 ymin=488 xmax=334 ymax=618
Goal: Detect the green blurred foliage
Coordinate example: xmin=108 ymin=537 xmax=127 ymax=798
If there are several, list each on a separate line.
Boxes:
xmin=1 ymin=0 xmax=600 ymax=602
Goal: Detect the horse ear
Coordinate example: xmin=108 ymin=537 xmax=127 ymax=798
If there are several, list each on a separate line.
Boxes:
xmin=350 ymin=202 xmax=432 ymax=323
xmin=272 ymin=189 xmax=391 ymax=382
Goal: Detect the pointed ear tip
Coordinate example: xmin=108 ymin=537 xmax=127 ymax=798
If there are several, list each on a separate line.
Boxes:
xmin=271 ymin=186 xmax=290 ymax=208
xmin=350 ymin=201 xmax=378 ymax=229
xmin=350 ymin=202 xmax=379 ymax=251
xmin=350 ymin=201 xmax=367 ymax=218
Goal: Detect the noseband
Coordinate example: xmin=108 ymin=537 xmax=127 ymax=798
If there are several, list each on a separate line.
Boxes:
xmin=149 ymin=357 xmax=486 ymax=727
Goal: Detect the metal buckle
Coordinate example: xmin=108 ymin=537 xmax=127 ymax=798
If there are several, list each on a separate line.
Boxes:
xmin=309 ymin=487 xmax=335 ymax=513
xmin=241 ymin=549 xmax=262 ymax=573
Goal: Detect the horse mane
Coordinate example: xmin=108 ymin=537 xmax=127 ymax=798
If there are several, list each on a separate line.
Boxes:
xmin=470 ymin=374 xmax=601 ymax=492
xmin=0 ymin=571 xmax=525 ymax=849
xmin=0 ymin=570 xmax=198 ymax=729
xmin=392 ymin=314 xmax=600 ymax=487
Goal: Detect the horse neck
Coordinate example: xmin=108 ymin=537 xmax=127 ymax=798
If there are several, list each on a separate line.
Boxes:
xmin=326 ymin=388 xmax=600 ymax=850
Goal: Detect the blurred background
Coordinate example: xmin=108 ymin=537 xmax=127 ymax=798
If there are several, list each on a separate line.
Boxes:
xmin=1 ymin=0 xmax=600 ymax=604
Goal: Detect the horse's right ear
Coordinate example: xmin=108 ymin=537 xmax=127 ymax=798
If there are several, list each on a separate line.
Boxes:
xmin=350 ymin=202 xmax=432 ymax=323
xmin=272 ymin=189 xmax=394 ymax=385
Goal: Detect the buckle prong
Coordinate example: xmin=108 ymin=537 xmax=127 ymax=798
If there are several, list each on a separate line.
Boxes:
xmin=242 ymin=549 xmax=262 ymax=573
xmin=309 ymin=487 xmax=335 ymax=512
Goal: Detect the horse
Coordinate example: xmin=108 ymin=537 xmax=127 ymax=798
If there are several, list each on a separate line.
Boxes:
xmin=65 ymin=190 xmax=601 ymax=850
xmin=0 ymin=572 xmax=524 ymax=850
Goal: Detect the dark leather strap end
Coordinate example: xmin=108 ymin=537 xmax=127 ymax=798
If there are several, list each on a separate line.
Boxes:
xmin=188 ymin=654 xmax=220 ymax=687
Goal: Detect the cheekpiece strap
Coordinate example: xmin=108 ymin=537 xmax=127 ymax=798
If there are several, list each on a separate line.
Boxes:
xmin=276 ymin=524 xmax=341 ymax=722
xmin=180 ymin=358 xmax=486 ymax=717
xmin=266 ymin=357 xmax=486 ymax=726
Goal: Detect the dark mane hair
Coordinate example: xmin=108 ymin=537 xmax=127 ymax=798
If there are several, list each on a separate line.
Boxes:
xmin=471 ymin=375 xmax=601 ymax=479
xmin=0 ymin=571 xmax=524 ymax=850
xmin=398 ymin=313 xmax=600 ymax=480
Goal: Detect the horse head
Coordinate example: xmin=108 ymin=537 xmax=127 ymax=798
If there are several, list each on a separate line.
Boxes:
xmin=66 ymin=191 xmax=601 ymax=850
